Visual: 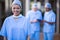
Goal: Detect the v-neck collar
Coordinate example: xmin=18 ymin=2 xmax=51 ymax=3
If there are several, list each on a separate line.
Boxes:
xmin=12 ymin=14 xmax=22 ymax=18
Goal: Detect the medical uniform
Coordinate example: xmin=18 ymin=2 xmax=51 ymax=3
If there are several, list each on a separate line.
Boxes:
xmin=26 ymin=10 xmax=42 ymax=40
xmin=43 ymin=10 xmax=56 ymax=40
xmin=0 ymin=14 xmax=31 ymax=40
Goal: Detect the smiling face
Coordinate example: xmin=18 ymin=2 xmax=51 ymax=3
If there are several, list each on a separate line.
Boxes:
xmin=33 ymin=7 xmax=38 ymax=11
xmin=45 ymin=7 xmax=51 ymax=12
xmin=12 ymin=4 xmax=21 ymax=16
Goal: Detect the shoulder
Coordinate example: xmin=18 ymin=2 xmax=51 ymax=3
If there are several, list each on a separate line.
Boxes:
xmin=24 ymin=17 xmax=29 ymax=22
xmin=37 ymin=10 xmax=42 ymax=15
xmin=50 ymin=11 xmax=56 ymax=16
xmin=4 ymin=15 xmax=13 ymax=21
xmin=21 ymin=16 xmax=26 ymax=19
xmin=37 ymin=10 xmax=42 ymax=14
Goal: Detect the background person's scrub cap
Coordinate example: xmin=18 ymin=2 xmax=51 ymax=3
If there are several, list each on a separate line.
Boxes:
xmin=45 ymin=2 xmax=51 ymax=8
xmin=32 ymin=3 xmax=38 ymax=8
xmin=12 ymin=0 xmax=22 ymax=8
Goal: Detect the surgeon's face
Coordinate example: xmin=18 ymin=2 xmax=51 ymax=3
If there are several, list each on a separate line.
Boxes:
xmin=12 ymin=4 xmax=21 ymax=16
xmin=45 ymin=7 xmax=51 ymax=12
xmin=32 ymin=7 xmax=37 ymax=11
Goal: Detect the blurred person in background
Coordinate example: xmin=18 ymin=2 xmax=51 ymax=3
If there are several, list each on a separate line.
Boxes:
xmin=43 ymin=2 xmax=56 ymax=40
xmin=26 ymin=3 xmax=42 ymax=40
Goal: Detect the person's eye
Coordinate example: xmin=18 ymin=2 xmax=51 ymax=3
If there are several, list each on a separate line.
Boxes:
xmin=17 ymin=8 xmax=20 ymax=9
xmin=13 ymin=7 xmax=15 ymax=9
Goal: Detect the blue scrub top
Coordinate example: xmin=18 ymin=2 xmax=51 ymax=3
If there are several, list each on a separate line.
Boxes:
xmin=0 ymin=15 xmax=31 ymax=40
xmin=26 ymin=10 xmax=42 ymax=33
xmin=43 ymin=10 xmax=56 ymax=33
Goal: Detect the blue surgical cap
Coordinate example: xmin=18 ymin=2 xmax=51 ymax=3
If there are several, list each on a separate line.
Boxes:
xmin=45 ymin=2 xmax=51 ymax=8
xmin=32 ymin=3 xmax=38 ymax=8
xmin=12 ymin=0 xmax=21 ymax=7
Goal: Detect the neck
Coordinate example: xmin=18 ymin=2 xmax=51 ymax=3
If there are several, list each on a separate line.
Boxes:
xmin=13 ymin=14 xmax=20 ymax=16
xmin=32 ymin=10 xmax=37 ymax=12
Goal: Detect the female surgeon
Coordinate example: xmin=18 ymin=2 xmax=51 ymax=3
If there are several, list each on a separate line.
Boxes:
xmin=0 ymin=0 xmax=31 ymax=40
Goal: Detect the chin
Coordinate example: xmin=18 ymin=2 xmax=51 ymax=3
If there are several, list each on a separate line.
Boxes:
xmin=14 ymin=13 xmax=20 ymax=16
xmin=13 ymin=12 xmax=20 ymax=15
xmin=16 ymin=14 xmax=20 ymax=16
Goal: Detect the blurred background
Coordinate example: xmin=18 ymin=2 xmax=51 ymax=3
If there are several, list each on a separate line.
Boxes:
xmin=0 ymin=0 xmax=60 ymax=40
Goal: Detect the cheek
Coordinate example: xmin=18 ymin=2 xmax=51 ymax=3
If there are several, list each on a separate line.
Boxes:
xmin=45 ymin=8 xmax=49 ymax=10
xmin=17 ymin=9 xmax=21 ymax=12
xmin=12 ymin=9 xmax=20 ymax=12
xmin=12 ymin=8 xmax=15 ymax=12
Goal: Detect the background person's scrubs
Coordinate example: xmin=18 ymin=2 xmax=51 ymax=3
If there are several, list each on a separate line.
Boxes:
xmin=26 ymin=10 xmax=42 ymax=40
xmin=43 ymin=10 xmax=56 ymax=40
